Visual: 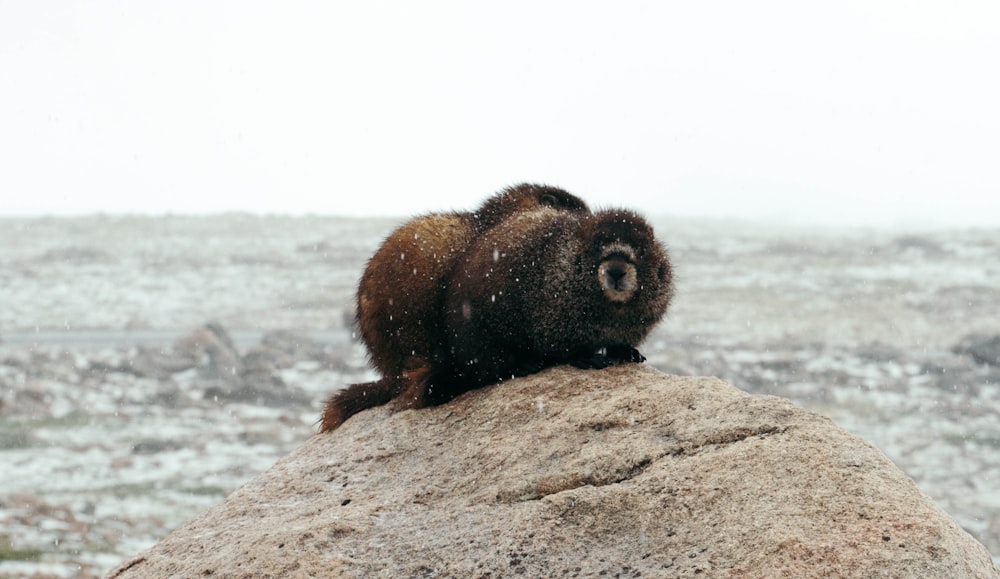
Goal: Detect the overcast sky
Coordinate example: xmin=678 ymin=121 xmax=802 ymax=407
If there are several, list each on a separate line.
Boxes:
xmin=2 ymin=1 xmax=998 ymax=226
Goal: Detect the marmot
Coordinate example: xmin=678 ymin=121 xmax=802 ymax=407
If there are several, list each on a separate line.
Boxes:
xmin=397 ymin=207 xmax=673 ymax=407
xmin=320 ymin=184 xmax=590 ymax=432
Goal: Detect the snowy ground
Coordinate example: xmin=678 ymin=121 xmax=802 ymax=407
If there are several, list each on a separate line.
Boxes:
xmin=1 ymin=214 xmax=998 ymax=576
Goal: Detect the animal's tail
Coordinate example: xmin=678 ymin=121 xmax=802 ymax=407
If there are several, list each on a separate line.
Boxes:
xmin=320 ymin=377 xmax=404 ymax=432
xmin=319 ymin=357 xmax=437 ymax=433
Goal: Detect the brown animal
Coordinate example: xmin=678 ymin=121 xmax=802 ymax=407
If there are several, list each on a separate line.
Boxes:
xmin=320 ymin=184 xmax=590 ymax=432
xmin=409 ymin=207 xmax=673 ymax=406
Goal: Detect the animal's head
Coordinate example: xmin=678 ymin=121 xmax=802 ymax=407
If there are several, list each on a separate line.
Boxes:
xmin=581 ymin=209 xmax=673 ymax=311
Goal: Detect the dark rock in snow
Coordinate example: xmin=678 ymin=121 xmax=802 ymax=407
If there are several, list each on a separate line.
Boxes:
xmin=37 ymin=246 xmax=117 ymax=264
xmin=954 ymin=334 xmax=1000 ymax=367
xmin=242 ymin=329 xmax=328 ymax=373
xmin=857 ymin=341 xmax=904 ymax=363
xmin=173 ymin=322 xmax=243 ymax=380
xmin=203 ymin=378 xmax=312 ymax=408
xmin=131 ymin=439 xmax=183 ymax=455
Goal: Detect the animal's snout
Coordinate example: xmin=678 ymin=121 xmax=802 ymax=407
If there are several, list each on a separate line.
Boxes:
xmin=599 ymin=258 xmax=638 ymax=302
xmin=606 ymin=263 xmax=628 ymax=285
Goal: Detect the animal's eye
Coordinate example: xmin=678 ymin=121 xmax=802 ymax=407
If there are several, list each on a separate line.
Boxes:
xmin=539 ymin=193 xmax=558 ymax=207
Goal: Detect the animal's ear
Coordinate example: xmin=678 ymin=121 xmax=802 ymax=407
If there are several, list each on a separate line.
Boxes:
xmin=539 ymin=193 xmax=559 ymax=207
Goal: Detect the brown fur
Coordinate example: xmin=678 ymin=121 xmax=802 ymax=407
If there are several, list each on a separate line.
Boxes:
xmin=320 ymin=184 xmax=589 ymax=432
xmin=438 ymin=207 xmax=673 ymax=396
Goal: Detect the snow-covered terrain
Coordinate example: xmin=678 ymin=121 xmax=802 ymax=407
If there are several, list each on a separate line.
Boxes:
xmin=1 ymin=214 xmax=998 ymax=576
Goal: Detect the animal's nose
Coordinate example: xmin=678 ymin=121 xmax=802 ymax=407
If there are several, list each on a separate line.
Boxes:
xmin=606 ymin=265 xmax=628 ymax=284
xmin=599 ymin=258 xmax=637 ymax=302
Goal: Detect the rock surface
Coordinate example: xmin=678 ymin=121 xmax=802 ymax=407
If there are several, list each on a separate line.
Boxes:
xmin=109 ymin=365 xmax=998 ymax=578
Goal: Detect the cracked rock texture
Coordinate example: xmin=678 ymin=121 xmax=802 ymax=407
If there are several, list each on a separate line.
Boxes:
xmin=110 ymin=365 xmax=999 ymax=578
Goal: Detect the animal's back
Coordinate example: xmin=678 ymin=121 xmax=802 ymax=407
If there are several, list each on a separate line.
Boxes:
xmin=323 ymin=184 xmax=594 ymax=432
xmin=356 ymin=212 xmax=472 ymax=377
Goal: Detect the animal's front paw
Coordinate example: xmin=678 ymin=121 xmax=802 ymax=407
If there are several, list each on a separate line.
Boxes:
xmin=570 ymin=354 xmax=612 ymax=370
xmin=512 ymin=357 xmax=549 ymax=377
xmin=606 ymin=344 xmax=646 ymax=364
xmin=571 ymin=345 xmax=645 ymax=370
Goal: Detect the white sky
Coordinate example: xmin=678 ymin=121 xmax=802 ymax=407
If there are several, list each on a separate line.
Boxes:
xmin=1 ymin=1 xmax=998 ymax=226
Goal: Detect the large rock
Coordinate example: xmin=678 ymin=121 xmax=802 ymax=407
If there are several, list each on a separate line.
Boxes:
xmin=109 ymin=365 xmax=999 ymax=578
